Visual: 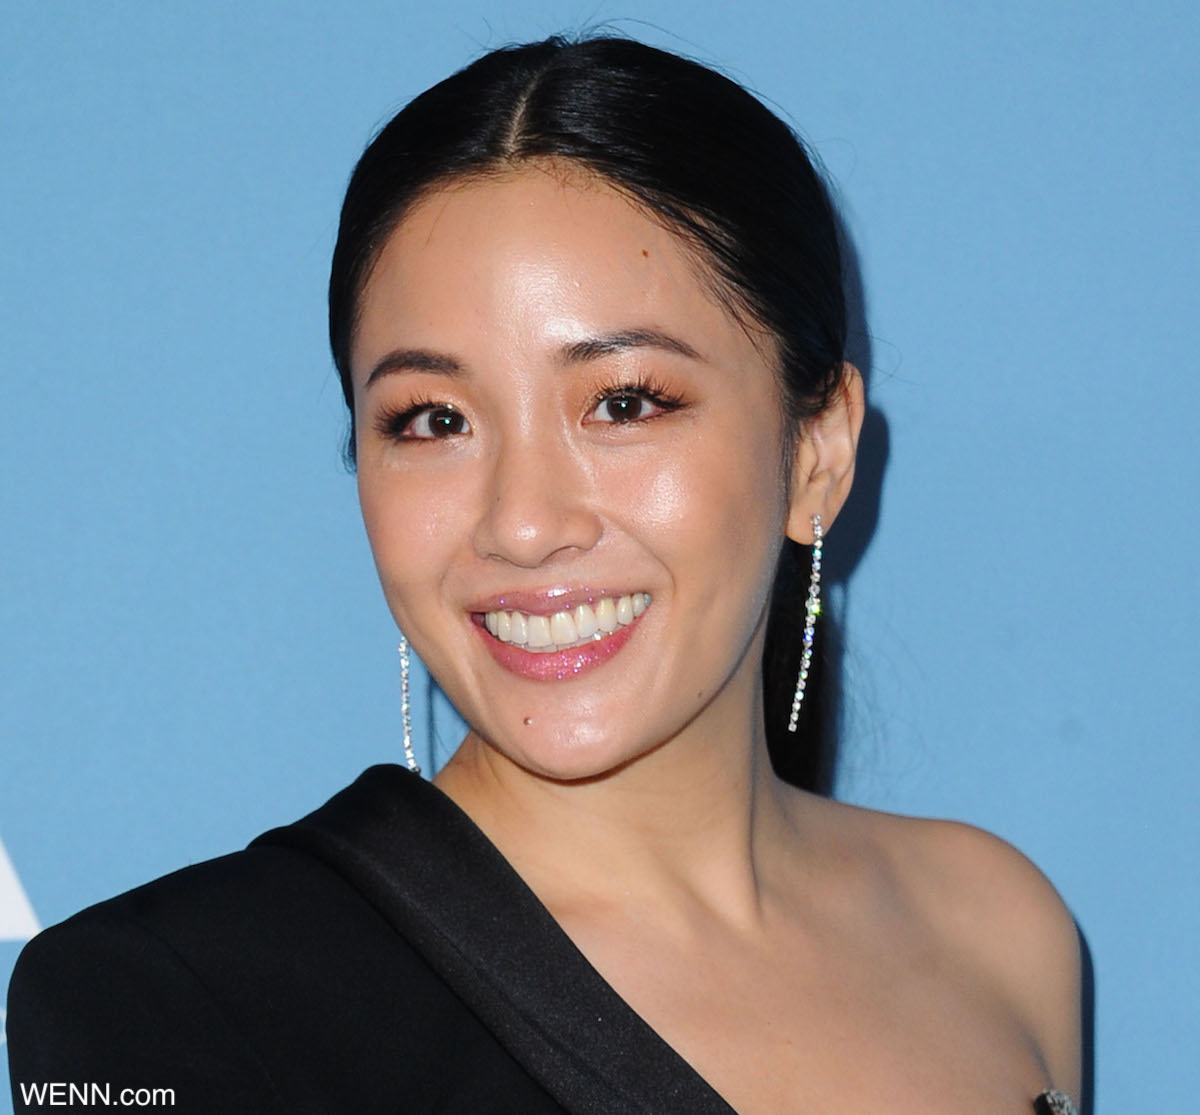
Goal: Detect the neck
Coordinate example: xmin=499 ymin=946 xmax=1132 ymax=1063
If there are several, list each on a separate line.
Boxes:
xmin=434 ymin=671 xmax=806 ymax=933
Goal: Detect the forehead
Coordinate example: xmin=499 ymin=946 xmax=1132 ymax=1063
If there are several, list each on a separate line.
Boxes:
xmin=351 ymin=164 xmax=771 ymax=379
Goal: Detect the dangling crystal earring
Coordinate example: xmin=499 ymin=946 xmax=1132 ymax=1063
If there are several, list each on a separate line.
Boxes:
xmin=397 ymin=634 xmax=421 ymax=774
xmin=787 ymin=513 xmax=823 ymax=733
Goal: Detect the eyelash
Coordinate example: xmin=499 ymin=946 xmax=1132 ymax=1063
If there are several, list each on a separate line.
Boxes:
xmin=373 ymin=376 xmax=687 ymax=442
xmin=586 ymin=375 xmax=686 ymax=425
xmin=373 ymin=395 xmax=453 ymax=442
xmin=372 ymin=396 xmax=434 ymax=439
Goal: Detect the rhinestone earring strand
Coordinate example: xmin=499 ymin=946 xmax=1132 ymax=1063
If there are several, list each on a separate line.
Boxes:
xmin=787 ymin=513 xmax=823 ymax=733
xmin=397 ymin=634 xmax=421 ymax=774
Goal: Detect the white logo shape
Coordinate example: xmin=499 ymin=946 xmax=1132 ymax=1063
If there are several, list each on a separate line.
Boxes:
xmin=0 ymin=836 xmax=40 ymax=941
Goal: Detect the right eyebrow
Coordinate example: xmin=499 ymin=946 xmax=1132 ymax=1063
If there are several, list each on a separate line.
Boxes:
xmin=364 ymin=349 xmax=464 ymax=389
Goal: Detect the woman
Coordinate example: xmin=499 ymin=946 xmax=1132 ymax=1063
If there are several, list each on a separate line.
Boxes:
xmin=7 ymin=36 xmax=1081 ymax=1114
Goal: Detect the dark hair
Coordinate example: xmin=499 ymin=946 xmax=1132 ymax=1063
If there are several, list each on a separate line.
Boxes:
xmin=329 ymin=35 xmax=847 ymax=789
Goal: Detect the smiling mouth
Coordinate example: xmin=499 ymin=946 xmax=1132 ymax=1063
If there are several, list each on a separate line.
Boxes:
xmin=481 ymin=593 xmax=652 ymax=653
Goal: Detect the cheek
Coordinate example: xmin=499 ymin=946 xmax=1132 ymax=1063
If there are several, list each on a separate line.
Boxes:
xmin=357 ymin=468 xmax=467 ymax=594
xmin=611 ymin=429 xmax=787 ymax=570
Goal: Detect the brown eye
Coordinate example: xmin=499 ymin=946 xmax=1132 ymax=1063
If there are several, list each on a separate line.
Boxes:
xmin=596 ymin=392 xmax=652 ymax=423
xmin=387 ymin=404 xmax=471 ymax=440
xmin=588 ymin=384 xmax=683 ymax=425
xmin=420 ymin=406 xmax=469 ymax=437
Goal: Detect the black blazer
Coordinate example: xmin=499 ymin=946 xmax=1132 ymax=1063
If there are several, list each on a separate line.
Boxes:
xmin=7 ymin=766 xmax=1078 ymax=1115
xmin=6 ymin=766 xmax=735 ymax=1114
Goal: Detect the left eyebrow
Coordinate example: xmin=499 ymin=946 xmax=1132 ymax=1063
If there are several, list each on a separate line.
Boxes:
xmin=555 ymin=328 xmax=704 ymax=366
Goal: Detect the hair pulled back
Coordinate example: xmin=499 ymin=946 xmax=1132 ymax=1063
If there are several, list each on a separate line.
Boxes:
xmin=329 ymin=35 xmax=848 ymax=789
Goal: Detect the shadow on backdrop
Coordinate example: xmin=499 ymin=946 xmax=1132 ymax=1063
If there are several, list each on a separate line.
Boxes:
xmin=768 ymin=213 xmax=889 ymax=794
xmin=1079 ymin=926 xmax=1096 ymax=1114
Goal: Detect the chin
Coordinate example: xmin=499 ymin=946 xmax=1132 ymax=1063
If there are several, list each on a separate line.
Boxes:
xmin=487 ymin=718 xmax=659 ymax=785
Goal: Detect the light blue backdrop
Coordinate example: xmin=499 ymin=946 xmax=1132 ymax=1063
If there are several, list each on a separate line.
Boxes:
xmin=3 ymin=2 xmax=1197 ymax=1110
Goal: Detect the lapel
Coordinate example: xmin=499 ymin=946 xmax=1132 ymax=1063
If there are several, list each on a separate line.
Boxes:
xmin=252 ymin=764 xmax=736 ymax=1115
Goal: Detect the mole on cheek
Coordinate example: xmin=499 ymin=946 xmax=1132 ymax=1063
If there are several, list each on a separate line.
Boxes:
xmin=641 ymin=248 xmax=649 ymax=258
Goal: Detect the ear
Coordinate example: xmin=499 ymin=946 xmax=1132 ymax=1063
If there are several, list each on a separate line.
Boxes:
xmin=785 ymin=364 xmax=865 ymax=544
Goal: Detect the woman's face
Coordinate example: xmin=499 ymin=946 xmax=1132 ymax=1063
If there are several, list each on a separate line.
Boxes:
xmin=351 ymin=165 xmax=807 ymax=780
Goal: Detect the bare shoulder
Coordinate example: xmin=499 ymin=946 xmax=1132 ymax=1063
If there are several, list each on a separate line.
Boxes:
xmin=860 ymin=806 xmax=1082 ymax=1095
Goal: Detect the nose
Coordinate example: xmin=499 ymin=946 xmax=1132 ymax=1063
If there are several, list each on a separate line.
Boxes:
xmin=471 ymin=431 xmax=604 ymax=568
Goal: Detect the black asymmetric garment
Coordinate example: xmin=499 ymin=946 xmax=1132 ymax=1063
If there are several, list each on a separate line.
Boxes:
xmin=6 ymin=765 xmax=1078 ymax=1114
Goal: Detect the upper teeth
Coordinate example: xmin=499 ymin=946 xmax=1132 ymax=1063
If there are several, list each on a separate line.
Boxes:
xmin=484 ymin=593 xmax=651 ymax=652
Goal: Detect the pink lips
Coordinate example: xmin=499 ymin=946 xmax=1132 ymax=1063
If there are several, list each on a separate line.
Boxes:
xmin=472 ymin=609 xmax=643 ymax=681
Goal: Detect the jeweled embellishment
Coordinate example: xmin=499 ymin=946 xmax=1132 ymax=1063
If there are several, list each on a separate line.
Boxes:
xmin=1034 ymin=1089 xmax=1078 ymax=1115
xmin=787 ymin=514 xmax=823 ymax=733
